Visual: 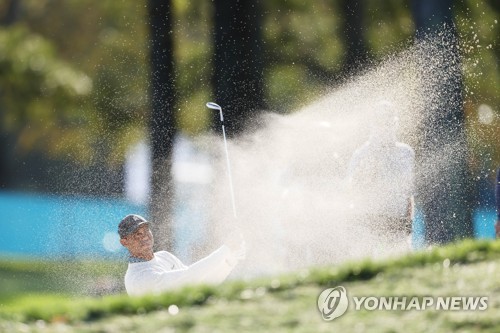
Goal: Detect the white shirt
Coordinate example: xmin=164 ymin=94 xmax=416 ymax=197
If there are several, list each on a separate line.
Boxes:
xmin=347 ymin=140 xmax=415 ymax=217
xmin=124 ymin=245 xmax=237 ymax=296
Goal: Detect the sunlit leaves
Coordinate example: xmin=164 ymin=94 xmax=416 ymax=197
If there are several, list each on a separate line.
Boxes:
xmin=0 ymin=25 xmax=92 ymax=159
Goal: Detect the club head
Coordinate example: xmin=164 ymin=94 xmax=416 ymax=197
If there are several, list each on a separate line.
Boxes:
xmin=206 ymin=102 xmax=223 ymax=122
xmin=206 ymin=102 xmax=221 ymax=110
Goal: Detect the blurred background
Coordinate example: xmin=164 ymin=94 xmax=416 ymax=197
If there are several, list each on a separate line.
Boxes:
xmin=0 ymin=0 xmax=498 ymax=268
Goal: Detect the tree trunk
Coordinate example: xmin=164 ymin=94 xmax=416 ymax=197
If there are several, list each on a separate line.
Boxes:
xmin=1 ymin=0 xmax=21 ymax=26
xmin=211 ymin=0 xmax=266 ymax=137
xmin=0 ymin=133 xmax=10 ymax=188
xmin=147 ymin=0 xmax=176 ymax=251
xmin=411 ymin=0 xmax=474 ymax=244
xmin=339 ymin=0 xmax=369 ymax=75
xmin=0 ymin=0 xmax=21 ymax=187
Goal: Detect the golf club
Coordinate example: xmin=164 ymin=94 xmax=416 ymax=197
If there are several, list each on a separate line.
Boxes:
xmin=206 ymin=102 xmax=237 ymax=219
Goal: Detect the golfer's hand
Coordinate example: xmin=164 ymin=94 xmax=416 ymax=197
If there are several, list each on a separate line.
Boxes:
xmin=495 ymin=221 xmax=500 ymax=238
xmin=225 ymin=230 xmax=246 ymax=259
xmin=225 ymin=230 xmax=244 ymax=251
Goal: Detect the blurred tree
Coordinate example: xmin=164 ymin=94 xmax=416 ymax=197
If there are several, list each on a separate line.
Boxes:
xmin=0 ymin=0 xmax=20 ymax=26
xmin=21 ymin=0 xmax=150 ymax=164
xmin=412 ymin=0 xmax=474 ymax=244
xmin=0 ymin=26 xmax=92 ymax=187
xmin=364 ymin=1 xmax=414 ymax=58
xmin=148 ymin=0 xmax=176 ymax=251
xmin=487 ymin=0 xmax=500 ymax=71
xmin=0 ymin=134 xmax=6 ymax=188
xmin=0 ymin=0 xmax=497 ymax=204
xmin=211 ymin=0 xmax=266 ymax=136
xmin=0 ymin=0 xmax=150 ymax=195
xmin=0 ymin=0 xmax=20 ymax=187
xmin=262 ymin=1 xmax=342 ymax=110
xmin=456 ymin=0 xmax=500 ymax=187
xmin=172 ymin=0 xmax=212 ymax=135
xmin=339 ymin=0 xmax=369 ymax=76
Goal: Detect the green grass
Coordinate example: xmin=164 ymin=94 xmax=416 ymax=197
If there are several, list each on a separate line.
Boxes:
xmin=1 ymin=239 xmax=499 ymax=332
xmin=0 ymin=258 xmax=126 ymax=301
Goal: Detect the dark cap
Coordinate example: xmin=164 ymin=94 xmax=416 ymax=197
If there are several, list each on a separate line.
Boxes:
xmin=118 ymin=214 xmax=149 ymax=238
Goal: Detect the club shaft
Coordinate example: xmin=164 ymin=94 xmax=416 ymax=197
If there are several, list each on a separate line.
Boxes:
xmin=221 ymin=124 xmax=237 ymax=218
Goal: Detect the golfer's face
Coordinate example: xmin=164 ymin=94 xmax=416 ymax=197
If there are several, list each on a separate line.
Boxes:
xmin=127 ymin=224 xmax=154 ymax=252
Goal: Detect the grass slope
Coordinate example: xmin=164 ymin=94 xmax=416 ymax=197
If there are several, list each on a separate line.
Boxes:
xmin=0 ymin=239 xmax=499 ymax=332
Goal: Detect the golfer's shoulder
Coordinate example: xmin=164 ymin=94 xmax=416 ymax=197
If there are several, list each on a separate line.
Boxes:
xmin=395 ymin=142 xmax=415 ymax=156
xmin=155 ymin=251 xmax=186 ymax=268
xmin=350 ymin=142 xmax=371 ymax=161
xmin=356 ymin=141 xmax=371 ymax=153
xmin=155 ymin=250 xmax=178 ymax=261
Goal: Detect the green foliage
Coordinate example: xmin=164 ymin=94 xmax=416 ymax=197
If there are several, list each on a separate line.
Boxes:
xmin=1 ymin=239 xmax=499 ymax=325
xmin=2 ymin=0 xmax=150 ymax=165
xmin=0 ymin=24 xmax=93 ymax=159
xmin=455 ymin=0 xmax=500 ymax=168
xmin=364 ymin=0 xmax=414 ymax=57
xmin=262 ymin=1 xmax=344 ymax=109
xmin=1 ymin=0 xmax=499 ymax=172
xmin=0 ymin=258 xmax=125 ymax=303
xmin=309 ymin=239 xmax=498 ymax=287
xmin=174 ymin=0 xmax=213 ymax=134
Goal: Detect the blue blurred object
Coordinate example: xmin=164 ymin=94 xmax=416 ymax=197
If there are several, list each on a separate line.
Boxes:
xmin=473 ymin=207 xmax=496 ymax=239
xmin=0 ymin=190 xmax=497 ymax=258
xmin=0 ymin=191 xmax=146 ymax=259
xmin=412 ymin=208 xmax=426 ymax=249
xmin=496 ymin=168 xmax=500 ymax=220
xmin=410 ymin=206 xmax=496 ymax=249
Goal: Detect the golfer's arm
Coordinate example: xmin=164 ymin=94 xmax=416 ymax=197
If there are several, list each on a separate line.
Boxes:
xmin=200 ymin=247 xmax=236 ymax=283
xmin=186 ymin=245 xmax=236 ymax=283
xmin=154 ymin=246 xmax=233 ymax=289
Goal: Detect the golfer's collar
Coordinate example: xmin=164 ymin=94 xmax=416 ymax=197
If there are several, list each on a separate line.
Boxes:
xmin=129 ymin=255 xmax=149 ymax=263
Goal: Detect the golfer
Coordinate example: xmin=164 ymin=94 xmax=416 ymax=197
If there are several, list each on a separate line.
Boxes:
xmin=118 ymin=214 xmax=245 ymax=296
xmin=347 ymin=100 xmax=415 ymax=240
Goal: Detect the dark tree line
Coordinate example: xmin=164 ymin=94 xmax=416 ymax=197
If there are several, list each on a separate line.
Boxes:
xmin=147 ymin=0 xmax=267 ymax=250
xmin=0 ymin=0 xmax=20 ymax=188
xmin=0 ymin=0 xmax=479 ymax=249
xmin=411 ymin=0 xmax=474 ymax=244
xmin=339 ymin=0 xmax=369 ymax=77
xmin=147 ymin=0 xmax=477 ymax=249
xmin=147 ymin=0 xmax=177 ymax=251
xmin=211 ymin=0 xmax=266 ymax=137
